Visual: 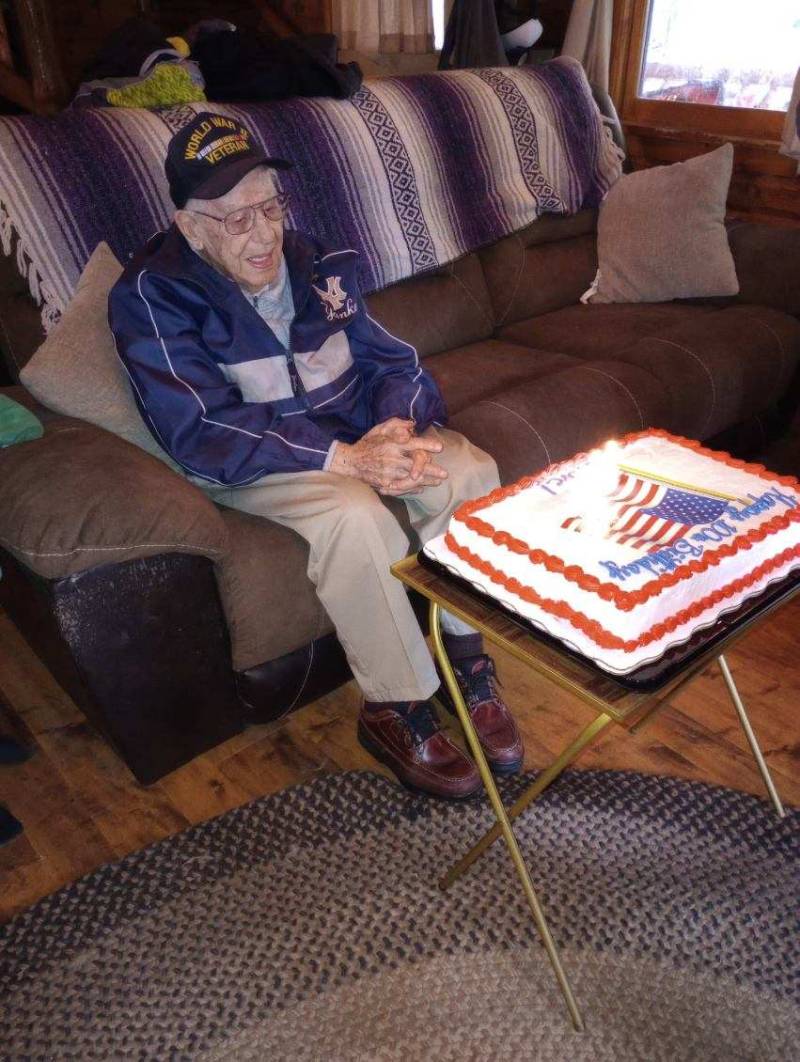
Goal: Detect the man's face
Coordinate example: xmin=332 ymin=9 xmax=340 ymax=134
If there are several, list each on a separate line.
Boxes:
xmin=181 ymin=167 xmax=285 ymax=293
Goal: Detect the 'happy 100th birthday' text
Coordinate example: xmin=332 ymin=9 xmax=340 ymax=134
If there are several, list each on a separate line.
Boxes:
xmin=598 ymin=489 xmax=797 ymax=582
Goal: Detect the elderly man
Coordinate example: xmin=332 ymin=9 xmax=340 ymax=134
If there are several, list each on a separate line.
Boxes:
xmin=110 ymin=112 xmax=523 ymax=799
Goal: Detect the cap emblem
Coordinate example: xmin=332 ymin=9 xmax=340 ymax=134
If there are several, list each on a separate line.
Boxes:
xmin=184 ymin=116 xmax=250 ymax=166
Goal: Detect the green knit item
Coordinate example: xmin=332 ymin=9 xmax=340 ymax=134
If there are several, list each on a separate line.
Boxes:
xmin=107 ymin=64 xmax=206 ymax=109
xmin=0 ymin=394 xmax=43 ymax=447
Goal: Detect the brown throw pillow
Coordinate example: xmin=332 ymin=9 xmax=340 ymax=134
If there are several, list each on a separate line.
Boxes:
xmin=20 ymin=242 xmax=178 ymax=469
xmin=583 ymin=143 xmax=739 ymax=304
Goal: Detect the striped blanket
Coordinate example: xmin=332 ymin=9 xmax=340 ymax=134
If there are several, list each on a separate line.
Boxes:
xmin=0 ymin=57 xmax=622 ymax=332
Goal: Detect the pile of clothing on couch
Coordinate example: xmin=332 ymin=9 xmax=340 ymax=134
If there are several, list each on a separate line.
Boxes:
xmin=72 ymin=16 xmax=362 ymax=110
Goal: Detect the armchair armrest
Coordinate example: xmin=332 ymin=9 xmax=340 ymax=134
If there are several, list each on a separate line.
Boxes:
xmin=0 ymin=397 xmax=228 ymax=580
xmin=728 ymin=220 xmax=800 ymax=318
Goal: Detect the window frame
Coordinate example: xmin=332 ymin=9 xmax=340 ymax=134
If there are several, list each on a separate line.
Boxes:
xmin=615 ymin=0 xmax=788 ymax=144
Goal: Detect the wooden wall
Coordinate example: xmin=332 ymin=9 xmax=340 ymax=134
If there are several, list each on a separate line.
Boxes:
xmin=51 ymin=1 xmax=138 ymax=85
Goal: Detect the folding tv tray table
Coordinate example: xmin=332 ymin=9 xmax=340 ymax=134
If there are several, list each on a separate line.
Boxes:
xmin=391 ymin=553 xmax=797 ymax=1031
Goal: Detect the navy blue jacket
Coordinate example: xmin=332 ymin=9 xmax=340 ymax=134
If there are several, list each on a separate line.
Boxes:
xmin=108 ymin=226 xmax=447 ymax=486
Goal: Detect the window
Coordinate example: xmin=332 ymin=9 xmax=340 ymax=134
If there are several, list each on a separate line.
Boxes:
xmin=639 ymin=0 xmax=800 ymax=112
xmin=433 ymin=0 xmax=446 ymax=51
xmin=618 ymin=0 xmax=797 ymax=141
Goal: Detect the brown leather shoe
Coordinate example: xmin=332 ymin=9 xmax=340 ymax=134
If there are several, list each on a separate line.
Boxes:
xmin=358 ymin=700 xmax=481 ymax=800
xmin=435 ymin=655 xmax=524 ymax=777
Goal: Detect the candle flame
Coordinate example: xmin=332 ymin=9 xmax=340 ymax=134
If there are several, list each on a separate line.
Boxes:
xmin=593 ymin=440 xmax=621 ymax=513
xmin=563 ymin=439 xmax=623 ymax=540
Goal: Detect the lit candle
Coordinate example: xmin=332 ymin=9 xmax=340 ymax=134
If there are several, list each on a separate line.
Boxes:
xmin=581 ymin=439 xmax=621 ymax=538
xmin=595 ymin=439 xmax=621 ymax=493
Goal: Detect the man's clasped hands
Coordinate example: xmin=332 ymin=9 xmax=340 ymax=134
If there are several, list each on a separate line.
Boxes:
xmin=329 ymin=417 xmax=448 ymax=496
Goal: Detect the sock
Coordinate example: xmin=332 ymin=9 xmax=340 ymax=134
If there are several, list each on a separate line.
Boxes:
xmin=363 ymin=698 xmax=415 ymax=715
xmin=439 ymin=609 xmax=477 ymax=636
xmin=442 ymin=631 xmax=483 ymax=664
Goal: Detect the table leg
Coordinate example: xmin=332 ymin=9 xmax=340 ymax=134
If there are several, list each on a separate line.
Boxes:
xmin=430 ymin=603 xmax=585 ymax=1032
xmin=717 ymin=654 xmax=785 ymax=818
xmin=440 ymin=712 xmax=613 ymax=891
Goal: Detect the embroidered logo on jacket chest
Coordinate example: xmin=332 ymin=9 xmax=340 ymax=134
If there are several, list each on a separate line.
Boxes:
xmin=312 ymin=275 xmax=357 ymax=323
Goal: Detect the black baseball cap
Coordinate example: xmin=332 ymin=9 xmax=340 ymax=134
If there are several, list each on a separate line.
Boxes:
xmin=166 ymin=111 xmax=291 ymax=208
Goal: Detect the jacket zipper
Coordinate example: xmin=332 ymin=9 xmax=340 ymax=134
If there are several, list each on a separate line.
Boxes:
xmin=251 ymin=291 xmax=311 ymax=411
xmin=285 ymin=349 xmax=310 ymax=409
xmin=284 ymin=254 xmax=320 ymax=411
xmin=170 ymin=248 xmax=339 ymax=415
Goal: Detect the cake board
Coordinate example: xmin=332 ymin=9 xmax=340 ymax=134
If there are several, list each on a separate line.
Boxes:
xmin=418 ymin=549 xmax=800 ymax=692
xmin=390 ymin=552 xmax=799 ymax=1031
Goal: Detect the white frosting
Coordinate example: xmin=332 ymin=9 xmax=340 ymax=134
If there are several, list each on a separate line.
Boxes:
xmin=425 ymin=435 xmax=800 ymax=674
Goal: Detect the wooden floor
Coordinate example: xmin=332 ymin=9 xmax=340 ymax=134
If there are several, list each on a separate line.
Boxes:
xmin=1 ymin=596 xmax=798 ymax=923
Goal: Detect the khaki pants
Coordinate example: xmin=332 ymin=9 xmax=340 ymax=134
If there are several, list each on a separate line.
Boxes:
xmin=208 ymin=428 xmax=499 ymax=701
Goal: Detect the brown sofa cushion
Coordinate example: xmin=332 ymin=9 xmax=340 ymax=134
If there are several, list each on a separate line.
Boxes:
xmin=214 ymin=506 xmax=333 ymax=673
xmin=497 ymin=302 xmax=717 ymax=360
xmin=365 ymin=252 xmax=494 ymax=358
xmin=728 ymin=220 xmax=800 ymax=318
xmin=614 ymin=305 xmax=800 ymax=441
xmin=586 ymin=144 xmax=739 ymax=304
xmin=452 ymin=359 xmax=671 ymax=484
xmin=478 ymin=209 xmax=598 ymax=327
xmin=0 ymin=413 xmax=227 ymax=579
xmin=425 ymin=339 xmax=576 ymax=414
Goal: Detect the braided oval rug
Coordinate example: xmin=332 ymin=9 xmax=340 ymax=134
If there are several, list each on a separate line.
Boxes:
xmin=1 ymin=769 xmax=797 ymax=1061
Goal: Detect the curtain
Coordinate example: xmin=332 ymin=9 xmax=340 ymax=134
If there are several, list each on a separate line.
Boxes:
xmin=333 ymin=0 xmax=434 ymax=55
xmin=780 ymin=67 xmax=800 ymax=174
xmin=561 ymin=0 xmax=613 ymax=94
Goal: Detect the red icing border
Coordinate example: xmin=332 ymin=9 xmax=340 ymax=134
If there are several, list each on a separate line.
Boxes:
xmin=451 ymin=429 xmax=800 ymax=613
xmin=444 ymin=532 xmax=800 ymax=651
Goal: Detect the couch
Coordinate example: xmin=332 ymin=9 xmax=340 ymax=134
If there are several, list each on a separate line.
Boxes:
xmin=1 ymin=76 xmax=799 ymax=785
xmin=2 ymin=207 xmax=800 ymax=784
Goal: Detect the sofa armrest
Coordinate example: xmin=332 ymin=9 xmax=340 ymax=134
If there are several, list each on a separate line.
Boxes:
xmin=0 ymin=400 xmax=228 ymax=579
xmin=728 ymin=220 xmax=800 ymax=317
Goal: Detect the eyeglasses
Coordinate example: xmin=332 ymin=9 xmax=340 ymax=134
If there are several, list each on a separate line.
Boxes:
xmin=190 ymin=193 xmax=290 ymax=236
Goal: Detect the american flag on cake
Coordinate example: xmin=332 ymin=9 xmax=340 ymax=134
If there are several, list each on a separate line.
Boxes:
xmin=562 ymin=472 xmax=730 ymax=552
